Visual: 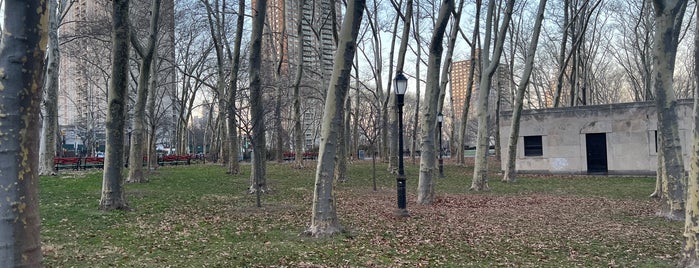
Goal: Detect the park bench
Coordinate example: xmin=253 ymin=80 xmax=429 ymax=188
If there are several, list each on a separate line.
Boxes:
xmin=54 ymin=157 xmax=81 ymax=170
xmin=83 ymin=157 xmax=104 ymax=169
xmin=158 ymin=155 xmax=191 ymax=166
xmin=282 ymin=152 xmax=318 ymax=161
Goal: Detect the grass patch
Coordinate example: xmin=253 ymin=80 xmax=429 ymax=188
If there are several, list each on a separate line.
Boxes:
xmin=41 ymin=160 xmax=682 ymax=267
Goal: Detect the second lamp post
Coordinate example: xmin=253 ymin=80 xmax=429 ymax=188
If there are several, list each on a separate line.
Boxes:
xmin=437 ymin=112 xmax=444 ymax=178
xmin=394 ymin=72 xmax=408 ymax=217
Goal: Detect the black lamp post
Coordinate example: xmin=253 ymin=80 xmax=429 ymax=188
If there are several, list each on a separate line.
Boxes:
xmin=394 ymin=72 xmax=409 ymax=217
xmin=437 ymin=112 xmax=444 ymax=178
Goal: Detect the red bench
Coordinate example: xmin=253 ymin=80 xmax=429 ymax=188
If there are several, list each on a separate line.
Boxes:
xmin=54 ymin=157 xmax=81 ymax=170
xmin=83 ymin=157 xmax=104 ymax=169
xmin=158 ymin=155 xmax=190 ymax=166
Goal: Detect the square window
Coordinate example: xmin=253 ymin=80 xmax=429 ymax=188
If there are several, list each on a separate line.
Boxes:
xmin=523 ymin=136 xmax=543 ymax=156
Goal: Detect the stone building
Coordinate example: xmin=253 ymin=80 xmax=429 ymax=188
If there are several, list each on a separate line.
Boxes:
xmin=499 ymin=100 xmax=694 ymax=175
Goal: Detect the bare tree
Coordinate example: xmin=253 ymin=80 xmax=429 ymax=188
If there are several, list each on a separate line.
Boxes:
xmin=471 ymin=0 xmax=515 ymax=191
xmin=502 ymin=0 xmax=547 ymax=183
xmin=226 ymin=0 xmax=245 ymax=175
xmin=652 ymin=0 xmax=688 ymax=221
xmin=128 ymin=0 xmax=162 ymax=183
xmin=456 ymin=0 xmax=480 ymax=166
xmin=416 ymin=0 xmax=454 ymax=205
xmin=100 ymin=0 xmax=131 ymax=211
xmin=0 ymin=0 xmax=47 ymax=265
xmin=40 ymin=0 xmax=73 ymax=176
xmin=305 ymin=0 xmax=365 ymax=237
xmin=249 ymin=0 xmax=268 ymax=205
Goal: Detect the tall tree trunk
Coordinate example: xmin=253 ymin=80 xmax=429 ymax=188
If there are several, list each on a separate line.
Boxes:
xmin=128 ymin=0 xmax=161 ymax=183
xmin=305 ymin=0 xmax=365 ymax=237
xmin=40 ymin=0 xmax=60 ymax=176
xmin=457 ymin=0 xmax=480 ymax=166
xmin=291 ymin=0 xmax=305 ymax=168
xmin=681 ymin=2 xmax=699 ymax=263
xmin=227 ymin=0 xmax=244 ymax=175
xmin=471 ymin=0 xmax=514 ymax=191
xmin=389 ymin=0 xmax=413 ymax=174
xmin=417 ymin=0 xmax=454 ymax=205
xmin=411 ymin=0 xmax=421 ymax=165
xmin=503 ymin=0 xmax=547 ymax=182
xmin=249 ymin=0 xmax=268 ymax=200
xmin=652 ymin=0 xmax=687 ymax=221
xmin=0 ymin=0 xmax=47 ymax=265
xmin=147 ymin=57 xmax=158 ymax=170
xmin=100 ymin=0 xmax=131 ymax=211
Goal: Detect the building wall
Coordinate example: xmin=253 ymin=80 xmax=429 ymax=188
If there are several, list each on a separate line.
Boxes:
xmin=499 ymin=100 xmax=693 ymax=175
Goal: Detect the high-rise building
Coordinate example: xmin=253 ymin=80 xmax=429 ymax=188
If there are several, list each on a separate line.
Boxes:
xmin=450 ymin=58 xmax=510 ymax=146
xmin=260 ymin=0 xmax=340 ymax=150
xmin=58 ymin=0 xmax=177 ymax=155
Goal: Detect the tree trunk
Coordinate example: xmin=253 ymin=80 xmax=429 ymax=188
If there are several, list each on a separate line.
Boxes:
xmin=100 ymin=0 xmax=130 ymax=211
xmin=0 ymin=0 xmax=47 ymax=265
xmin=471 ymin=0 xmax=514 ymax=191
xmin=39 ymin=0 xmax=60 ymax=176
xmin=227 ymin=0 xmax=244 ymax=175
xmin=457 ymin=0 xmax=480 ymax=166
xmin=389 ymin=0 xmax=413 ymax=174
xmin=305 ymin=0 xmax=365 ymax=237
xmin=682 ymin=3 xmax=699 ymax=265
xmin=417 ymin=0 xmax=454 ymax=205
xmin=249 ymin=0 xmax=268 ymax=200
xmin=411 ymin=1 xmax=421 ymax=165
xmin=652 ymin=0 xmax=687 ymax=221
xmin=128 ymin=0 xmax=161 ymax=183
xmin=146 ymin=57 xmax=158 ymax=170
xmin=503 ymin=0 xmax=547 ymax=183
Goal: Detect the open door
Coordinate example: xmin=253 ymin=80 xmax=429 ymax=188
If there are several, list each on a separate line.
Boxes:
xmin=586 ymin=133 xmax=608 ymax=173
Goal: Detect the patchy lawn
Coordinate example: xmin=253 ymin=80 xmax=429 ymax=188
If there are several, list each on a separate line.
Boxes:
xmin=40 ymin=160 xmax=681 ymax=267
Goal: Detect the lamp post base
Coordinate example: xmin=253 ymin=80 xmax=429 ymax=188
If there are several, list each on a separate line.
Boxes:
xmin=394 ymin=208 xmax=410 ymax=217
xmin=439 ymin=158 xmax=444 ymax=178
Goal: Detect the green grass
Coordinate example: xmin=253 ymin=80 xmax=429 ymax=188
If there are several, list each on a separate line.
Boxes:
xmin=40 ymin=160 xmax=682 ymax=267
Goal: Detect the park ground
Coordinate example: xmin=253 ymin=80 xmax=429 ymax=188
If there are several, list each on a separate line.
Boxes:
xmin=41 ymin=159 xmax=682 ymax=267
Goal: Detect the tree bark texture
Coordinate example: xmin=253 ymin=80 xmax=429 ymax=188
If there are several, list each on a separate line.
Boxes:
xmin=40 ymin=0 xmax=60 ymax=176
xmin=227 ymin=0 xmax=245 ymax=175
xmin=456 ymin=0 xmax=480 ymax=166
xmin=652 ymin=0 xmax=687 ymax=221
xmin=471 ymin=0 xmax=514 ymax=191
xmin=307 ymin=0 xmax=365 ymax=237
xmin=502 ymin=0 xmax=546 ymax=183
xmin=682 ymin=2 xmax=699 ymax=263
xmin=100 ymin=0 xmax=131 ymax=211
xmin=417 ymin=0 xmax=454 ymax=205
xmin=249 ymin=0 xmax=268 ymax=196
xmin=0 ymin=0 xmax=48 ymax=265
xmin=292 ymin=0 xmax=306 ymax=169
xmin=128 ymin=0 xmax=161 ymax=183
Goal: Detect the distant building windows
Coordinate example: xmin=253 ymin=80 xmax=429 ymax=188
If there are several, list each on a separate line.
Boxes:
xmin=523 ymin=135 xmax=543 ymax=156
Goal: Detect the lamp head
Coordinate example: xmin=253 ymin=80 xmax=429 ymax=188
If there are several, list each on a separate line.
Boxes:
xmin=393 ymin=72 xmax=408 ymax=96
xmin=437 ymin=112 xmax=443 ymax=123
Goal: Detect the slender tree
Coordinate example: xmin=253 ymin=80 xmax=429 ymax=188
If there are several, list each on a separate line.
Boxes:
xmin=0 ymin=0 xmax=48 ymax=265
xmin=502 ymin=0 xmax=547 ymax=183
xmin=128 ymin=0 xmax=162 ymax=183
xmin=305 ymin=0 xmax=366 ymax=237
xmin=652 ymin=0 xmax=687 ymax=221
xmin=471 ymin=0 xmax=515 ymax=191
xmin=292 ymin=0 xmax=306 ymax=169
xmin=416 ymin=0 xmax=454 ymax=205
xmin=249 ymin=0 xmax=268 ymax=202
xmin=226 ymin=0 xmax=245 ymax=175
xmin=456 ymin=0 xmax=480 ymax=166
xmin=681 ymin=2 xmax=699 ymax=264
xmin=99 ymin=0 xmax=131 ymax=211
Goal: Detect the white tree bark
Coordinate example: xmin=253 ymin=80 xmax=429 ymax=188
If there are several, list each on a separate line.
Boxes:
xmin=417 ymin=0 xmax=454 ymax=205
xmin=651 ymin=0 xmax=687 ymax=221
xmin=39 ymin=0 xmax=61 ymax=176
xmin=502 ymin=0 xmax=547 ymax=183
xmin=0 ymin=0 xmax=47 ymax=265
xmin=306 ymin=0 xmax=365 ymax=237
xmin=471 ymin=0 xmax=515 ymax=191
xmin=682 ymin=2 xmax=699 ymax=263
xmin=128 ymin=0 xmax=161 ymax=183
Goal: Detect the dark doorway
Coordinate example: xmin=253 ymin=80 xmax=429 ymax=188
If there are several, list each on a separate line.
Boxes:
xmin=586 ymin=133 xmax=608 ymax=173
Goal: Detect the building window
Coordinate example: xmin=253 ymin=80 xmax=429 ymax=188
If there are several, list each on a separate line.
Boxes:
xmin=523 ymin=136 xmax=543 ymax=156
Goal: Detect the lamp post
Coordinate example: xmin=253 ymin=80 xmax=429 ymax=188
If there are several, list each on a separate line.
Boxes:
xmin=394 ymin=72 xmax=409 ymax=217
xmin=437 ymin=112 xmax=444 ymax=178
